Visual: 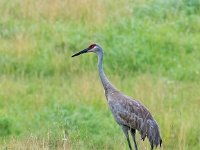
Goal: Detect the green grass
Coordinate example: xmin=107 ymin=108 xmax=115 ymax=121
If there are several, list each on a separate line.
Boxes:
xmin=0 ymin=0 xmax=200 ymax=149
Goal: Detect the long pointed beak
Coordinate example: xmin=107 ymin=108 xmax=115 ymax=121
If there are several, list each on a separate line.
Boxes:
xmin=71 ymin=48 xmax=88 ymax=57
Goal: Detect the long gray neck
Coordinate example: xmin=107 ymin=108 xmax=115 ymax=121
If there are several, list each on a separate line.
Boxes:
xmin=97 ymin=51 xmax=115 ymax=91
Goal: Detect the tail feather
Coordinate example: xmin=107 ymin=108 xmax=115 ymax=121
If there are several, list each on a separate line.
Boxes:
xmin=146 ymin=120 xmax=162 ymax=149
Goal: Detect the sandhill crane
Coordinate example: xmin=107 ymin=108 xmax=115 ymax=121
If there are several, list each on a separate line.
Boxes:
xmin=72 ymin=44 xmax=162 ymax=150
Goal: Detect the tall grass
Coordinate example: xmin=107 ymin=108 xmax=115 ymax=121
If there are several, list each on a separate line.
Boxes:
xmin=0 ymin=0 xmax=200 ymax=149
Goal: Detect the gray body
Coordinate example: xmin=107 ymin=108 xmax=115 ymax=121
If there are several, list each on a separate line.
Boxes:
xmin=72 ymin=44 xmax=162 ymax=150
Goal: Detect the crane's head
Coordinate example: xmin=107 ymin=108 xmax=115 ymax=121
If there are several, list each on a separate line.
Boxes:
xmin=71 ymin=43 xmax=102 ymax=57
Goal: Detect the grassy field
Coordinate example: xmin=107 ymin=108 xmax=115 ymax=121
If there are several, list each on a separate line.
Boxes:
xmin=0 ymin=0 xmax=200 ymax=149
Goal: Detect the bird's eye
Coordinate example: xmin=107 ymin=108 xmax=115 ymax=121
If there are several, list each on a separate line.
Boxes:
xmin=89 ymin=44 xmax=95 ymax=49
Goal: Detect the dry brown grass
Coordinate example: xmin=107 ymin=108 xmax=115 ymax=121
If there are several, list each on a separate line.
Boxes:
xmin=1 ymin=135 xmax=71 ymax=150
xmin=1 ymin=0 xmax=135 ymax=26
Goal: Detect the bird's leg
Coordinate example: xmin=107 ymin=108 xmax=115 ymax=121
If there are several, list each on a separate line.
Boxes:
xmin=130 ymin=128 xmax=138 ymax=150
xmin=121 ymin=125 xmax=132 ymax=150
xmin=151 ymin=143 xmax=154 ymax=150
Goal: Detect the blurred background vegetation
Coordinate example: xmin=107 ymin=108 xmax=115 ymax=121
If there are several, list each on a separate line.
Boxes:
xmin=0 ymin=0 xmax=200 ymax=149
